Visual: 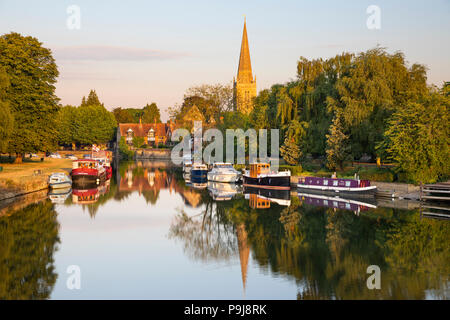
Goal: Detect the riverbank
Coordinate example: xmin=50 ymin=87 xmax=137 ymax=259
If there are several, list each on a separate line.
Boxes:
xmin=0 ymin=158 xmax=72 ymax=201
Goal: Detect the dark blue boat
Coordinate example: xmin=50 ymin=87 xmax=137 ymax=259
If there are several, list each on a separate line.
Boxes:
xmin=191 ymin=164 xmax=208 ymax=183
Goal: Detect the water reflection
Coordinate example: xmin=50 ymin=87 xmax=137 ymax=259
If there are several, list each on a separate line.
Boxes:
xmin=0 ymin=160 xmax=448 ymax=299
xmin=0 ymin=200 xmax=60 ymax=299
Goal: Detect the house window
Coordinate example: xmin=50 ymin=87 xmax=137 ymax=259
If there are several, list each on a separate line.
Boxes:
xmin=148 ymin=129 xmax=155 ymax=143
xmin=126 ymin=129 xmax=133 ymax=144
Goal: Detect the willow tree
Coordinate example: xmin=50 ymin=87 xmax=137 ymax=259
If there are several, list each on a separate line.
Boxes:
xmin=383 ymin=92 xmax=450 ymax=183
xmin=326 ymin=112 xmax=350 ymax=170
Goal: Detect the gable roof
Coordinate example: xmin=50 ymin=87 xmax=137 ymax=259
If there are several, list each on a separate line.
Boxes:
xmin=119 ymin=123 xmax=169 ymax=137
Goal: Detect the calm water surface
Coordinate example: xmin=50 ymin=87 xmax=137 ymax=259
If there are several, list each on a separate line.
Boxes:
xmin=0 ymin=161 xmax=449 ymax=299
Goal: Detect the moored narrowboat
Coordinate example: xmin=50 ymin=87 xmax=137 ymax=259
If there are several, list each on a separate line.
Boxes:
xmin=297 ymin=176 xmax=376 ymax=197
xmin=242 ymin=163 xmax=291 ymax=190
xmin=71 ymin=159 xmax=106 ymax=185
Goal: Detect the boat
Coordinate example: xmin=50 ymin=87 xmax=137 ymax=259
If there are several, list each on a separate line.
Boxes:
xmin=48 ymin=172 xmax=72 ymax=189
xmin=71 ymin=159 xmax=106 ymax=185
xmin=72 ymin=187 xmax=100 ymax=204
xmin=182 ymin=154 xmax=193 ymax=174
xmin=298 ymin=192 xmax=377 ymax=214
xmin=242 ymin=163 xmax=291 ymax=190
xmin=207 ymin=162 xmax=241 ymax=183
xmin=208 ymin=181 xmax=240 ymax=201
xmin=48 ymin=187 xmax=72 ymax=204
xmin=244 ymin=186 xmax=291 ymax=207
xmin=297 ymin=176 xmax=377 ymax=197
xmin=91 ymin=150 xmax=113 ymax=179
xmin=190 ymin=163 xmax=208 ymax=183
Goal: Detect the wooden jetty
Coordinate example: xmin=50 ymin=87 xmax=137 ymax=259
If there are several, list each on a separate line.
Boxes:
xmin=420 ymin=182 xmax=450 ymax=201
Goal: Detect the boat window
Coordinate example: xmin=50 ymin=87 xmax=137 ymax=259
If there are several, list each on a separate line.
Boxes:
xmin=345 ymin=203 xmax=351 ymax=209
xmin=323 ymin=180 xmax=328 ymax=185
xmin=333 ymin=180 xmax=338 ymax=186
xmin=345 ymin=181 xmax=351 ymax=187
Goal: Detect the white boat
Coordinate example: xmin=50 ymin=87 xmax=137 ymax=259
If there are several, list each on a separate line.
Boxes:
xmin=48 ymin=172 xmax=72 ymax=189
xmin=182 ymin=154 xmax=192 ymax=174
xmin=207 ymin=162 xmax=240 ymax=183
xmin=48 ymin=187 xmax=72 ymax=204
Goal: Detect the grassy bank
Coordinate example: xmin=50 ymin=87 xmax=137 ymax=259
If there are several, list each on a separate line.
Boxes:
xmin=0 ymin=158 xmax=72 ymax=197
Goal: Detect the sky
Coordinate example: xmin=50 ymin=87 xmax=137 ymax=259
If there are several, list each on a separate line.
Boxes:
xmin=1 ymin=0 xmax=449 ymax=121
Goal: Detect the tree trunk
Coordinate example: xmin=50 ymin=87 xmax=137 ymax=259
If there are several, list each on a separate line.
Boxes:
xmin=14 ymin=153 xmax=23 ymax=164
xmin=72 ymin=142 xmax=76 ymax=151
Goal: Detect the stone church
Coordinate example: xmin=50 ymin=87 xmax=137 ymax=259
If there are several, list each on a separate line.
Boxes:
xmin=233 ymin=19 xmax=257 ymax=115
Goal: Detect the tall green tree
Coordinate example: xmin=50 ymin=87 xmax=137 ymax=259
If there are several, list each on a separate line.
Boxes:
xmin=112 ymin=107 xmax=134 ymax=123
xmin=55 ymin=105 xmax=77 ymax=149
xmin=142 ymin=103 xmax=161 ymax=123
xmin=326 ymin=112 xmax=350 ymax=170
xmin=383 ymin=92 xmax=450 ymax=183
xmin=0 ymin=66 xmax=13 ymax=153
xmin=74 ymin=104 xmax=117 ymax=145
xmin=0 ymin=32 xmax=60 ymax=161
xmin=81 ymin=89 xmax=103 ymax=107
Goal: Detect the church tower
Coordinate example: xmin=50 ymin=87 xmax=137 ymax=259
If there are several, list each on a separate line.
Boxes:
xmin=233 ymin=18 xmax=257 ymax=115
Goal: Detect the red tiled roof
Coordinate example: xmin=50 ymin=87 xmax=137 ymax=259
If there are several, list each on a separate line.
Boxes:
xmin=119 ymin=123 xmax=169 ymax=138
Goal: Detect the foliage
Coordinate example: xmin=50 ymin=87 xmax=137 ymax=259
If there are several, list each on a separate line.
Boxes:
xmin=112 ymin=107 xmax=134 ymax=123
xmin=326 ymin=112 xmax=350 ymax=170
xmin=0 ymin=32 xmax=60 ymax=156
xmin=119 ymin=137 xmax=134 ymax=160
xmin=0 ymin=66 xmax=13 ymax=153
xmin=0 ymin=201 xmax=60 ymax=299
xmin=132 ymin=136 xmax=145 ymax=148
xmin=383 ymin=93 xmax=450 ymax=183
xmin=142 ymin=103 xmax=161 ymax=123
xmin=55 ymin=105 xmax=77 ymax=146
xmin=358 ymin=167 xmax=395 ymax=182
xmin=81 ymin=89 xmax=103 ymax=107
xmin=72 ymin=104 xmax=117 ymax=145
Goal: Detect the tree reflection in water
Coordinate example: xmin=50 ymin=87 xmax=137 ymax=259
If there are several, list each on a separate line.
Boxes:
xmin=0 ymin=200 xmax=60 ymax=299
xmin=170 ymin=192 xmax=450 ymax=299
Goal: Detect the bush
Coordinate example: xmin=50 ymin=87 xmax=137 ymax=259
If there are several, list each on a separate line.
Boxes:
xmin=359 ymin=168 xmax=394 ymax=182
xmin=278 ymin=165 xmax=302 ymax=175
xmin=119 ymin=137 xmax=134 ymax=160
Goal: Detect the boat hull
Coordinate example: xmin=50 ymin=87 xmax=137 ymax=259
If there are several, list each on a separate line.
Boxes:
xmin=207 ymin=172 xmax=239 ymax=183
xmin=243 ymin=175 xmax=290 ymax=190
xmin=297 ymin=185 xmax=377 ymax=198
xmin=49 ymin=181 xmax=72 ymax=189
xmin=191 ymin=169 xmax=208 ymax=183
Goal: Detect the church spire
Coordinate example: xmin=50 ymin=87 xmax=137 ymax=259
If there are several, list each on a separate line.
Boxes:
xmin=237 ymin=19 xmax=253 ymax=83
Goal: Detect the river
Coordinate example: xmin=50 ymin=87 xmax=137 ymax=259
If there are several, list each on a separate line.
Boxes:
xmin=0 ymin=161 xmax=448 ymax=299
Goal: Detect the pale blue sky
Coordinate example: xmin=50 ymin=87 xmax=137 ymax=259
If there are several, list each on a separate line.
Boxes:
xmin=1 ymin=0 xmax=449 ymax=120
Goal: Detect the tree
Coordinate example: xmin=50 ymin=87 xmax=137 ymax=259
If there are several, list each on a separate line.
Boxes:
xmin=383 ymin=93 xmax=450 ymax=183
xmin=280 ymin=120 xmax=308 ymax=165
xmin=0 ymin=32 xmax=60 ymax=162
xmin=81 ymin=89 xmax=103 ymax=107
xmin=142 ymin=103 xmax=161 ymax=123
xmin=112 ymin=107 xmax=134 ymax=123
xmin=184 ymin=83 xmax=233 ymax=113
xmin=0 ymin=66 xmax=13 ymax=153
xmin=326 ymin=112 xmax=350 ymax=170
xmin=56 ymin=105 xmax=77 ymax=149
xmin=74 ymin=104 xmax=117 ymax=145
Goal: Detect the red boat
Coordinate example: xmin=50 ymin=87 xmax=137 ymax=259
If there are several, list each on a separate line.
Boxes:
xmin=91 ymin=150 xmax=113 ymax=179
xmin=71 ymin=159 xmax=106 ymax=185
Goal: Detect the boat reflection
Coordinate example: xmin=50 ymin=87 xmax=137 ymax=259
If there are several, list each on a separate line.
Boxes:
xmin=244 ymin=186 xmax=291 ymax=208
xmin=207 ymin=181 xmax=240 ymax=201
xmin=72 ymin=180 xmax=110 ymax=204
xmin=48 ymin=187 xmax=72 ymax=204
xmin=298 ymin=192 xmax=377 ymax=214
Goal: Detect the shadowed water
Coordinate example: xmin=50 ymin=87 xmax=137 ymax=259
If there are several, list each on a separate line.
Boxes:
xmin=0 ymin=161 xmax=449 ymax=300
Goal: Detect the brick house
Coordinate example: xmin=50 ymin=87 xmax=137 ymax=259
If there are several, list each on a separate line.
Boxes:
xmin=117 ymin=119 xmax=175 ymax=147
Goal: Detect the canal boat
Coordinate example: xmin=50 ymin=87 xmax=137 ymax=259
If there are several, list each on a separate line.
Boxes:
xmin=190 ymin=163 xmax=208 ymax=183
xmin=71 ymin=159 xmax=106 ymax=185
xmin=242 ymin=163 xmax=291 ymax=190
xmin=244 ymin=186 xmax=291 ymax=207
xmin=48 ymin=172 xmax=72 ymax=189
xmin=298 ymin=192 xmax=377 ymax=214
xmin=207 ymin=162 xmax=241 ymax=183
xmin=297 ymin=176 xmax=376 ymax=197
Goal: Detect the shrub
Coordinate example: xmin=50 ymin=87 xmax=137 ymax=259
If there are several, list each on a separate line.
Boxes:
xmin=119 ymin=137 xmax=134 ymax=160
xmin=278 ymin=165 xmax=302 ymax=176
xmin=359 ymin=168 xmax=394 ymax=182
